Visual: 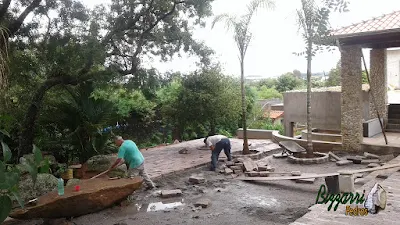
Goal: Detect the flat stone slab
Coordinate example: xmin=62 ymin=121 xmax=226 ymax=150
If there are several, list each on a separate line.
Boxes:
xmin=259 ymin=172 xmax=269 ymax=177
xmin=234 ymin=163 xmax=244 ymax=167
xmin=233 ymin=170 xmax=243 ymax=174
xmin=364 ymin=152 xmax=380 ymax=159
xmin=226 ymin=161 xmax=235 ymax=167
xmin=295 ymin=174 xmax=316 ymax=184
xmin=328 ymin=152 xmax=341 ymax=161
xmin=230 ymin=166 xmax=242 ymax=171
xmin=273 ymin=153 xmax=288 ymax=158
xmin=224 ymin=168 xmax=233 ymax=175
xmin=361 ymin=159 xmax=380 ymax=164
xmin=194 ymin=198 xmax=211 ymax=208
xmin=161 ymin=189 xmax=182 ymax=198
xmin=258 ymin=166 xmax=268 ymax=171
xmin=266 ymin=166 xmax=275 ymax=172
xmin=246 ymin=171 xmax=260 ymax=177
xmin=9 ymin=177 xmax=143 ymax=219
xmin=336 ymin=160 xmax=352 ymax=166
xmin=346 ymin=156 xmax=363 ymax=164
xmin=291 ymin=171 xmax=301 ymax=176
xmin=189 ymin=176 xmax=206 ymax=184
xmin=243 ymin=159 xmax=258 ymax=172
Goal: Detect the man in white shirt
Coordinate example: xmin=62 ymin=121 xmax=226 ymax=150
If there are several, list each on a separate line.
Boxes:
xmin=204 ymin=134 xmax=232 ymax=171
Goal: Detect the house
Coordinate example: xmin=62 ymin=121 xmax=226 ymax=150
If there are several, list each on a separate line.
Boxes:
xmin=264 ymin=110 xmax=284 ymax=125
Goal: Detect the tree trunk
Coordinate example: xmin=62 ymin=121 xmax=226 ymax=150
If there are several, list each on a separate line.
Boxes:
xmin=306 ymin=41 xmax=313 ymax=157
xmin=210 ymin=119 xmax=216 ymax=135
xmin=18 ymin=76 xmax=79 ymax=158
xmin=240 ymin=57 xmax=250 ymax=155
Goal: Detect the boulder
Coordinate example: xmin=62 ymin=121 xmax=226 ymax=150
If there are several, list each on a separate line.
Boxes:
xmin=10 ymin=177 xmax=143 ymax=219
xmin=20 ymin=154 xmax=57 ymax=165
xmin=18 ymin=174 xmax=58 ymax=202
xmin=66 ymin=179 xmax=80 ymax=187
xmin=86 ymin=155 xmax=127 ymax=178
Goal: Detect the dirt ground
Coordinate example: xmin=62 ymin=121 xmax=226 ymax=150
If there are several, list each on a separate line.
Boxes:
xmin=7 ymin=153 xmax=380 ymax=225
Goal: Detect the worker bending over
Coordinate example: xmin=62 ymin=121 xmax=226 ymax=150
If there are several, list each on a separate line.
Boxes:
xmin=204 ymin=134 xmax=232 ymax=171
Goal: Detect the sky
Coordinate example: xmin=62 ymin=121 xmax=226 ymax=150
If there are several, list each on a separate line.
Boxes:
xmin=83 ymin=0 xmax=400 ymax=78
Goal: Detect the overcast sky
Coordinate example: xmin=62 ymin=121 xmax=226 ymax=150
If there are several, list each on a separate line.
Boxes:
xmin=83 ymin=0 xmax=400 ymax=78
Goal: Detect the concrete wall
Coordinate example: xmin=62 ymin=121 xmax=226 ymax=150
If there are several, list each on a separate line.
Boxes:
xmin=284 ymin=90 xmax=370 ymax=136
xmin=387 ymin=49 xmax=400 ymax=89
xmin=236 ymin=129 xmax=274 ymax=139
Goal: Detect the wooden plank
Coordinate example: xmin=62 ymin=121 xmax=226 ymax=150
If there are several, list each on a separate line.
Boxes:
xmin=338 ymin=163 xmax=400 ymax=175
xmin=237 ymin=172 xmax=339 ymax=181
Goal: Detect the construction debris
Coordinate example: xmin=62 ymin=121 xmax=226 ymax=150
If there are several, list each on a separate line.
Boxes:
xmin=361 ymin=159 xmax=380 ymax=165
xmin=291 ymin=171 xmax=301 ymax=176
xmin=258 ymin=166 xmax=268 ymax=171
xmin=328 ymin=152 xmax=341 ymax=161
xmin=347 ymin=156 xmax=363 ymax=164
xmin=266 ymin=166 xmax=275 ymax=172
xmin=161 ymin=189 xmax=182 ymax=198
xmin=224 ymin=168 xmax=233 ymax=175
xmin=194 ymin=198 xmax=211 ymax=208
xmin=189 ymin=175 xmax=205 ymax=184
xmin=226 ymin=161 xmax=235 ymax=167
xmin=336 ymin=160 xmax=352 ymax=166
xmin=230 ymin=166 xmax=242 ymax=171
xmin=273 ymin=153 xmax=288 ymax=158
xmin=243 ymin=159 xmax=258 ymax=172
xmin=364 ymin=152 xmax=380 ymax=159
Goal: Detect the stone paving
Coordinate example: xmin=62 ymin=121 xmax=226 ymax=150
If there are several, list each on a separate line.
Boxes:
xmin=140 ymin=138 xmax=281 ymax=179
xmin=290 ymin=156 xmax=400 ymax=225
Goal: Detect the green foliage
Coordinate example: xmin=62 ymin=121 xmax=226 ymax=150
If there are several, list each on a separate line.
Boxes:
xmin=276 ymin=72 xmax=304 ymax=93
xmin=257 ymin=85 xmax=282 ymax=99
xmin=0 ymin=131 xmax=48 ymax=224
xmin=325 ymin=61 xmax=341 ymax=86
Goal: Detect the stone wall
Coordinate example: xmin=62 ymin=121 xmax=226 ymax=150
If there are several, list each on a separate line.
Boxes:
xmin=341 ymin=45 xmax=363 ymax=152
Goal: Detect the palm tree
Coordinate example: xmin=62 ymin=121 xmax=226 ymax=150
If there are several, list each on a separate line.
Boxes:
xmin=295 ymin=0 xmax=348 ymax=157
xmin=212 ymin=0 xmax=275 ymax=154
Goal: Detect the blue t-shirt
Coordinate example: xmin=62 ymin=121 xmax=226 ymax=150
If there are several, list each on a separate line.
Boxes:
xmin=117 ymin=140 xmax=144 ymax=169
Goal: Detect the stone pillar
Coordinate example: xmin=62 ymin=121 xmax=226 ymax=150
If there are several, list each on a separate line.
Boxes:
xmin=341 ymin=46 xmax=363 ymax=152
xmin=369 ymin=48 xmax=388 ymax=122
xmin=284 ymin=121 xmax=294 ymax=137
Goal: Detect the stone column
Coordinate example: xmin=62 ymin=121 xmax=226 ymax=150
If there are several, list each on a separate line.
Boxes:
xmin=341 ymin=45 xmax=363 ymax=152
xmin=284 ymin=121 xmax=294 ymax=137
xmin=369 ymin=48 xmax=388 ymax=122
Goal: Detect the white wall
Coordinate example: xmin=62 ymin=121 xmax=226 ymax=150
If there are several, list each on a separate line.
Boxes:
xmin=387 ymin=49 xmax=400 ymax=89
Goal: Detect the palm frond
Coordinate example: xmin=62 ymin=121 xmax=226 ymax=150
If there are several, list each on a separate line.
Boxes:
xmin=211 ymin=13 xmax=238 ymax=32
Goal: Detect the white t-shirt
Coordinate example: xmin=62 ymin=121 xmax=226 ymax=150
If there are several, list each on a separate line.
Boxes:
xmin=206 ymin=135 xmax=227 ymax=147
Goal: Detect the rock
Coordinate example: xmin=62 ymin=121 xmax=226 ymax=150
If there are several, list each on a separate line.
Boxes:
xmin=336 ymin=160 xmax=352 ymax=166
xmin=194 ymin=198 xmax=211 ymax=208
xmin=258 ymin=166 xmax=268 ymax=171
xmin=376 ymin=174 xmax=389 ymax=179
xmin=161 ymin=189 xmax=182 ymax=198
xmin=291 ymin=171 xmax=301 ymax=176
xmin=189 ymin=176 xmax=205 ymax=184
xmin=224 ymin=168 xmax=233 ymax=175
xmin=259 ymin=172 xmax=269 ymax=177
xmin=86 ymin=155 xmax=127 ymax=178
xmin=178 ymin=148 xmax=189 ymax=154
xmin=364 ymin=152 xmax=380 ymax=159
xmin=266 ymin=166 xmax=275 ymax=172
xmin=328 ymin=152 xmax=342 ymax=161
xmin=346 ymin=156 xmax=363 ymax=164
xmin=192 ymin=215 xmax=200 ymax=219
xmin=246 ymin=172 xmax=259 ymax=177
xmin=10 ymin=177 xmax=143 ymax=219
xmin=66 ymin=179 xmax=80 ymax=187
xmin=226 ymin=161 xmax=235 ymax=167
xmin=173 ymin=139 xmax=180 ymax=144
xmin=367 ymin=163 xmax=380 ymax=168
xmin=230 ymin=166 xmax=242 ymax=171
xmin=242 ymin=159 xmax=258 ymax=172
xmin=18 ymin=174 xmax=58 ymax=202
xmin=20 ymin=154 xmax=57 ymax=166
xmin=234 ymin=158 xmax=244 ymax=163
xmin=233 ymin=170 xmax=243 ymax=174
xmin=361 ymin=159 xmax=380 ymax=164
xmin=273 ymin=153 xmax=288 ymax=158
xmin=234 ymin=163 xmax=244 ymax=168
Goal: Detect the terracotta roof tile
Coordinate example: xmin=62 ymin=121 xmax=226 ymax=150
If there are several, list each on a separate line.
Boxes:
xmin=264 ymin=110 xmax=284 ymax=119
xmin=333 ymin=10 xmax=400 ymax=37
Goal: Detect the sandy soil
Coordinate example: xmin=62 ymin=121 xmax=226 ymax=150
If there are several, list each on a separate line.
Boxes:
xmin=7 ymin=153 xmax=379 ymax=225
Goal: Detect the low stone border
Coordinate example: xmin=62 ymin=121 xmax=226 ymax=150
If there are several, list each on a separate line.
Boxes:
xmin=287 ymin=152 xmax=329 ymax=164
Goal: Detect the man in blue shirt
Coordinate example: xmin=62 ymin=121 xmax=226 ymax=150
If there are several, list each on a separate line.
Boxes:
xmin=108 ymin=136 xmax=156 ymax=190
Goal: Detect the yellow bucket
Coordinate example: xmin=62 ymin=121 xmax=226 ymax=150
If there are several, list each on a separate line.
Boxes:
xmin=61 ymin=169 xmax=73 ymax=180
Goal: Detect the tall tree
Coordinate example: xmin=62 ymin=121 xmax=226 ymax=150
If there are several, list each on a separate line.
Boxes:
xmin=295 ymin=0 xmax=348 ymax=156
xmin=212 ymin=0 xmax=275 ymax=154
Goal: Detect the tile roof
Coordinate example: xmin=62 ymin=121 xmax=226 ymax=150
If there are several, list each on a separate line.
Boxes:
xmin=333 ymin=10 xmax=400 ymax=37
xmin=264 ymin=110 xmax=284 ymax=120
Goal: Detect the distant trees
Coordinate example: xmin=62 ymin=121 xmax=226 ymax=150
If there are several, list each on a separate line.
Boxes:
xmin=276 ymin=72 xmax=304 ymax=93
